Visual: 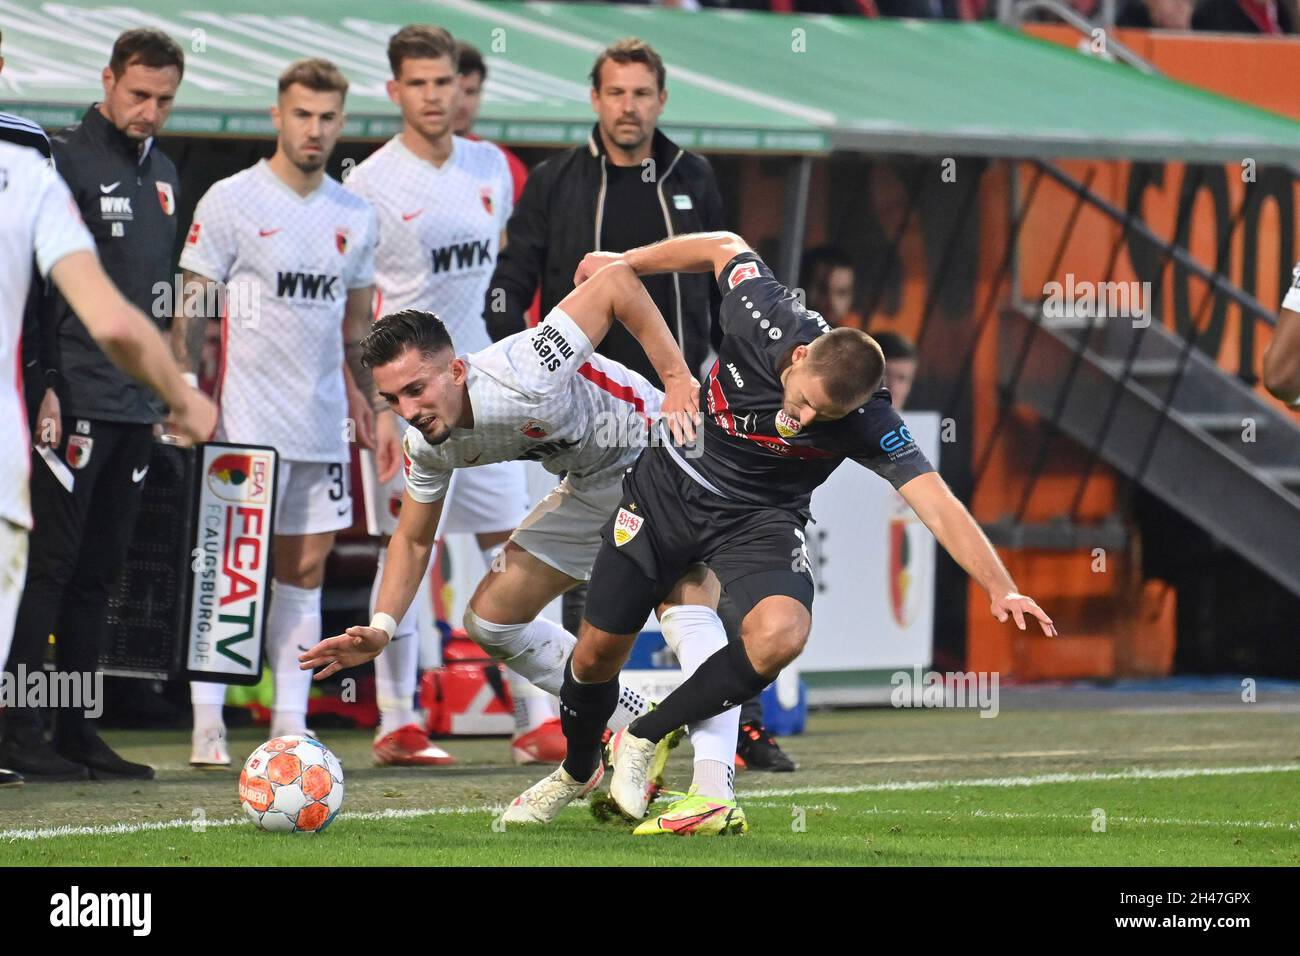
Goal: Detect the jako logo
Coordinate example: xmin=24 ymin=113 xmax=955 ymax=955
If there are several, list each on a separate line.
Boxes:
xmin=726 ymin=362 xmax=745 ymax=388
xmin=50 ymin=886 xmax=151 ymax=936
xmin=275 ymin=271 xmax=339 ymax=300
xmin=879 ymin=426 xmax=914 ymax=453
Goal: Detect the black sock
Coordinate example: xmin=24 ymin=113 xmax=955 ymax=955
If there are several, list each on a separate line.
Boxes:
xmin=559 ymin=656 xmax=620 ymax=782
xmin=631 ymin=641 xmax=771 ymax=743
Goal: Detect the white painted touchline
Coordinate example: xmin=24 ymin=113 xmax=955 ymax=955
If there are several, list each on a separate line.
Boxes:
xmin=1 ymin=763 xmax=1295 ymax=841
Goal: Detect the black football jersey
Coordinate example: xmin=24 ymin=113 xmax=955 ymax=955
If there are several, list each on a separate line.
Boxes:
xmin=664 ymin=251 xmax=934 ymax=515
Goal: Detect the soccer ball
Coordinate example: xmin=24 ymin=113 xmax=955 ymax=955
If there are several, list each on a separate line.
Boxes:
xmin=239 ymin=735 xmax=344 ymax=833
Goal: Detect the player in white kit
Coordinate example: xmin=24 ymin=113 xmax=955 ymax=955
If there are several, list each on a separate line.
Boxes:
xmin=299 ymin=260 xmax=743 ymax=818
xmin=173 ymin=60 xmax=387 ymax=765
xmin=344 ymin=25 xmax=540 ymax=766
xmin=0 ymin=142 xmax=216 ymax=785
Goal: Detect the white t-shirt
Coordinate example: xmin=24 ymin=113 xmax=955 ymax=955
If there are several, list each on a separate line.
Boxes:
xmin=345 ymin=135 xmax=512 ymax=354
xmin=403 ymin=308 xmax=663 ymax=503
xmin=0 ymin=142 xmax=94 ymax=528
xmin=180 ymin=160 xmax=377 ymax=462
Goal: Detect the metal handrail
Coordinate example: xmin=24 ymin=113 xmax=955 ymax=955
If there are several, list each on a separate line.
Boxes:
xmin=1000 ymin=0 xmax=1147 ymax=72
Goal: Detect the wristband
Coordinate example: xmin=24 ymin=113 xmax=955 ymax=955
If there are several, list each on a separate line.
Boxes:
xmin=369 ymin=612 xmax=397 ymax=639
xmin=182 ymin=372 xmax=199 ymax=389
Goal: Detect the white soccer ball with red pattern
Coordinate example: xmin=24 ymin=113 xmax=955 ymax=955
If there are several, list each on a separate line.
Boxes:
xmin=239 ymin=735 xmax=344 ymax=833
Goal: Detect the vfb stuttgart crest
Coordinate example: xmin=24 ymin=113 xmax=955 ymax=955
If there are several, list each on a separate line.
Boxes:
xmin=613 ymin=507 xmax=643 ymax=547
xmin=775 ymin=408 xmax=802 ymax=439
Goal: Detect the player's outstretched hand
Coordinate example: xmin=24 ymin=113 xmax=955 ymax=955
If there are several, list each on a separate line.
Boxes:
xmin=348 ymin=385 xmax=377 ymax=451
xmin=166 ymin=389 xmax=218 ymax=446
xmin=574 ymin=251 xmax=624 ymax=286
xmin=660 ymin=374 xmax=702 ymax=445
xmin=298 ymin=627 xmax=391 ymax=680
xmin=990 ymin=592 xmax=1057 ymax=637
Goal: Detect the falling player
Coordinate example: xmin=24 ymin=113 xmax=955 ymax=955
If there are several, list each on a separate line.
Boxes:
xmin=510 ymin=232 xmax=1057 ymax=835
xmin=173 ymin=59 xmax=385 ymax=765
xmin=345 ymin=25 xmax=553 ymax=766
xmin=298 ymin=259 xmax=742 ymax=817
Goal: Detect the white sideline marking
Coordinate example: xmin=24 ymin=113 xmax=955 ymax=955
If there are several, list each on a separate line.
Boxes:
xmin=2 ymin=763 xmax=1295 ymax=841
xmin=743 ymin=802 xmax=1298 ymax=830
xmin=829 ymin=742 xmax=1258 ymax=765
xmin=738 ymin=763 xmax=1300 ymax=799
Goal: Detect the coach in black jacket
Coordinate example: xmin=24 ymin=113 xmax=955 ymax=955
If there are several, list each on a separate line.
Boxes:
xmin=484 ymin=38 xmax=725 ymax=387
xmin=0 ymin=29 xmax=183 ymax=783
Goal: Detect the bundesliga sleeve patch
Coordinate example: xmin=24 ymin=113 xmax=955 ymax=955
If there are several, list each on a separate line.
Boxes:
xmin=186 ymin=221 xmax=201 ymax=246
xmin=728 ymin=261 xmax=761 ymax=289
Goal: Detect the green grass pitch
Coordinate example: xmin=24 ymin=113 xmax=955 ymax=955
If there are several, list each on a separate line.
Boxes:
xmin=2 ymin=694 xmax=1297 ymax=866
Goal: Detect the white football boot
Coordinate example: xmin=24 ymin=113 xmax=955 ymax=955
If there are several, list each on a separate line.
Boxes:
xmin=190 ymin=725 xmax=231 ymax=768
xmin=501 ymin=763 xmax=604 ymax=826
xmin=606 ymin=728 xmax=671 ymax=821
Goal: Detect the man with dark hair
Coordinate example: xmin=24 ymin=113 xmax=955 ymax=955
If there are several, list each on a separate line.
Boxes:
xmin=453 ymin=40 xmax=529 ymax=207
xmin=801 ymin=245 xmax=864 ymax=331
xmin=175 ymin=58 xmax=383 ymax=766
xmin=509 ymin=232 xmax=1056 ymax=836
xmin=0 ymin=27 xmax=187 ymax=782
xmin=0 ymin=142 xmax=215 ymax=788
xmin=298 ymin=263 xmax=741 ymax=823
xmin=872 ymin=329 xmax=918 ymax=410
xmin=485 ymin=35 xmax=725 ymax=388
xmin=346 ymin=26 xmax=546 ymax=765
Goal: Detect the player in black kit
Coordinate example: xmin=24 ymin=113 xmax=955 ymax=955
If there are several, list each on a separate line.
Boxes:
xmin=508 ymin=232 xmax=1057 ymax=835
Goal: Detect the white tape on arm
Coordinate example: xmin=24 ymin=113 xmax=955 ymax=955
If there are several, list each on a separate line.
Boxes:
xmin=369 ymin=612 xmax=397 ymax=640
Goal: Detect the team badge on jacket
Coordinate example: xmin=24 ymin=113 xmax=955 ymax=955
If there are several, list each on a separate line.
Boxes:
xmin=521 ymin=419 xmax=549 ymax=439
xmin=479 ymin=185 xmax=494 ymax=217
xmin=775 ymin=408 xmax=802 ymax=439
xmin=156 ymin=181 xmax=175 ymax=215
xmin=335 ymin=227 xmax=349 ymax=255
xmin=66 ymin=435 xmax=93 ymax=470
xmin=613 ymin=507 xmax=644 ymax=547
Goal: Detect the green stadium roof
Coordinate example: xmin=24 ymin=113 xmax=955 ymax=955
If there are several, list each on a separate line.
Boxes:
xmin=3 ymin=0 xmax=1300 ymax=160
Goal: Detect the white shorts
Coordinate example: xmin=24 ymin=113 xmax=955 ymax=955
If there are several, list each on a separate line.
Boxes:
xmin=509 ymin=477 xmax=623 ymax=581
xmin=0 ymin=519 xmax=29 ymax=667
xmin=371 ymin=458 xmax=529 ymax=537
xmin=275 ymin=459 xmax=353 ymax=537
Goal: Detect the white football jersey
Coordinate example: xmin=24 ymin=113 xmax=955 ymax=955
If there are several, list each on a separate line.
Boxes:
xmin=0 ymin=142 xmax=94 ymax=528
xmin=403 ymin=308 xmax=662 ymax=503
xmin=180 ymin=160 xmax=377 ymax=462
xmin=345 ymin=135 xmax=511 ymax=354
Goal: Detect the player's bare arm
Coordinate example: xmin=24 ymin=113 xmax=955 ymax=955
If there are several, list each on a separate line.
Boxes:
xmin=171 ymin=267 xmax=218 ymax=377
xmin=1263 ymin=307 xmax=1300 ymax=405
xmin=575 ymin=231 xmax=751 ymax=287
xmin=898 ymin=471 xmax=1057 ymax=636
xmin=299 ymin=489 xmax=446 ymax=679
xmin=50 ymin=250 xmax=216 ymax=443
xmin=343 ymin=284 xmax=400 ymax=480
xmin=559 ymin=259 xmax=701 ymax=442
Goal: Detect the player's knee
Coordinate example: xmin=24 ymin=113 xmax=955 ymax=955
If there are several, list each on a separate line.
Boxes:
xmin=571 ymin=636 xmax=621 ymax=683
xmin=745 ymin=611 xmax=810 ymax=673
xmin=463 ymin=606 xmax=525 ymax=662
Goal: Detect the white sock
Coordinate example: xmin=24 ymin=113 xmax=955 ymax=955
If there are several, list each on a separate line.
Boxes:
xmin=693 ymin=759 xmax=735 ymax=802
xmin=371 ymin=549 xmax=420 ymax=736
xmin=267 ymin=580 xmax=320 ymax=738
xmin=466 ymin=610 xmax=649 ymax=729
xmin=507 ymin=669 xmax=558 ymax=735
xmin=659 ymin=604 xmax=739 ymax=800
xmin=191 ymin=683 xmax=227 ymax=730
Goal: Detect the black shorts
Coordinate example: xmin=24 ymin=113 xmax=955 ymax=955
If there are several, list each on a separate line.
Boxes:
xmin=583 ymin=446 xmax=815 ymax=635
